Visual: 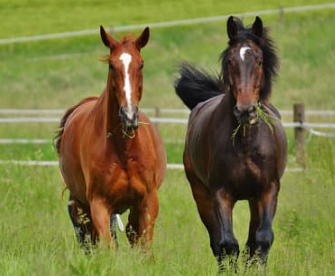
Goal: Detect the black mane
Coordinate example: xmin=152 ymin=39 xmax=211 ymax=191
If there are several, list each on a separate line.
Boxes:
xmin=220 ymin=17 xmax=279 ymax=101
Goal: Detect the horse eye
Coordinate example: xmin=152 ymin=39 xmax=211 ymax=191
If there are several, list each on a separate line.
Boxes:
xmin=139 ymin=63 xmax=144 ymax=70
xmin=109 ymin=64 xmax=115 ymax=70
xmin=258 ymin=60 xmax=263 ymax=66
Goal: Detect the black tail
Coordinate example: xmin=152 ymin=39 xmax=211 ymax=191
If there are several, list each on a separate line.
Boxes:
xmin=174 ymin=62 xmax=224 ymax=110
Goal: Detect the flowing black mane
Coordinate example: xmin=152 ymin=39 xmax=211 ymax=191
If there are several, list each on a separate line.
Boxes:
xmin=175 ymin=16 xmax=279 ymax=111
xmin=220 ymin=17 xmax=279 ymax=101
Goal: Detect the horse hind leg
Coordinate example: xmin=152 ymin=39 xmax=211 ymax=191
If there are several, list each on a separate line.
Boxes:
xmin=126 ymin=207 xmax=140 ymax=246
xmin=68 ymin=194 xmax=95 ymax=247
xmin=110 ymin=214 xmax=118 ymax=247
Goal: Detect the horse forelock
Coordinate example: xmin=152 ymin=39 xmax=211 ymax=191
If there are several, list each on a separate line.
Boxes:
xmin=100 ymin=37 xmax=137 ymax=63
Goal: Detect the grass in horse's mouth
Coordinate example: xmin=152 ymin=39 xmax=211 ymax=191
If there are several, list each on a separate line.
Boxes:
xmin=231 ymin=103 xmax=275 ymax=145
xmin=255 ymin=103 xmax=275 ymax=134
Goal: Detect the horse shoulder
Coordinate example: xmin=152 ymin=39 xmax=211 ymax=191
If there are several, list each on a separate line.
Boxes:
xmin=185 ymin=96 xmax=224 ymax=186
xmin=138 ymin=111 xmax=167 ymax=176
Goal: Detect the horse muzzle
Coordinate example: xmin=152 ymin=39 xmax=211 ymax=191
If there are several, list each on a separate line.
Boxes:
xmin=119 ymin=105 xmax=139 ymax=131
xmin=233 ymin=105 xmax=258 ymax=125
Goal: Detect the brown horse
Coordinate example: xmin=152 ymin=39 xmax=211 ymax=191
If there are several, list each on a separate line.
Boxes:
xmin=175 ymin=16 xmax=287 ymax=270
xmin=55 ymin=26 xmax=166 ymax=248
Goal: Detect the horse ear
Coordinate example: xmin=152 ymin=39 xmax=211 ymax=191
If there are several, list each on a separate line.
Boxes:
xmin=252 ymin=16 xmax=263 ymax=38
xmin=100 ymin=26 xmax=117 ymax=50
xmin=136 ymin=27 xmax=150 ymax=50
xmin=227 ymin=16 xmax=238 ymax=40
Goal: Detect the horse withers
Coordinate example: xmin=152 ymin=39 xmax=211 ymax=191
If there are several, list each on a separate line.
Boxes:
xmin=55 ymin=26 xmax=166 ymax=248
xmin=175 ymin=16 xmax=287 ymax=270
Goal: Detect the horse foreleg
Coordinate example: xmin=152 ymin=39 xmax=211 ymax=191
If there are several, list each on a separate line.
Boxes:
xmin=189 ymin=177 xmax=237 ymax=272
xmin=90 ymin=198 xmax=115 ymax=247
xmin=126 ymin=190 xmax=159 ymax=249
xmin=138 ymin=190 xmax=159 ymax=248
xmin=215 ymin=189 xmax=239 ymax=272
xmin=126 ymin=207 xmax=139 ymax=246
xmin=244 ymin=199 xmax=261 ymax=263
xmin=251 ymin=181 xmax=279 ymax=265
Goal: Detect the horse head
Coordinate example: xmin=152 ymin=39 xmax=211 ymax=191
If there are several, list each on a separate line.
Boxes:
xmin=100 ymin=26 xmax=150 ymax=132
xmin=223 ymin=16 xmax=278 ymax=125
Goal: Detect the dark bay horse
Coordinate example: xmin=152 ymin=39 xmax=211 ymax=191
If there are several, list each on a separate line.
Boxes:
xmin=175 ymin=16 xmax=287 ymax=269
xmin=55 ymin=26 xmax=166 ymax=248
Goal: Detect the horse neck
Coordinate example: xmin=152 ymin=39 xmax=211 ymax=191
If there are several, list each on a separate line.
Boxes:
xmin=95 ymin=70 xmax=125 ymax=146
xmin=218 ymin=90 xmax=239 ymax=127
xmin=219 ymin=90 xmax=258 ymax=149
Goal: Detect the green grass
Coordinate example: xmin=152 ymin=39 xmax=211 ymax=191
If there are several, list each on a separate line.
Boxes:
xmin=0 ymin=5 xmax=335 ymax=110
xmin=1 ymin=1 xmax=335 ymax=275
xmin=0 ymin=138 xmax=335 ymax=276
xmin=0 ymin=0 xmax=332 ymax=38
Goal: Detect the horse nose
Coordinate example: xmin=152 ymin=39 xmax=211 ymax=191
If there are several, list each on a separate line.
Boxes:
xmin=119 ymin=105 xmax=139 ymax=130
xmin=248 ymin=105 xmax=258 ymax=125
xmin=234 ymin=105 xmax=258 ymax=124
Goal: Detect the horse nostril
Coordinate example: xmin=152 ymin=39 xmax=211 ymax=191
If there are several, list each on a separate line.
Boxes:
xmin=119 ymin=106 xmax=139 ymax=130
xmin=234 ymin=106 xmax=242 ymax=118
xmin=248 ymin=106 xmax=256 ymax=113
xmin=133 ymin=107 xmax=139 ymax=121
xmin=248 ymin=105 xmax=258 ymax=124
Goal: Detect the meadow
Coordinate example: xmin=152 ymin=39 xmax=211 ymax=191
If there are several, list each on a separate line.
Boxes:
xmin=1 ymin=0 xmax=335 ymax=275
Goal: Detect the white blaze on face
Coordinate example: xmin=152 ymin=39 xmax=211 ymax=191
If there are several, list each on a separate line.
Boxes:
xmin=240 ymin=46 xmax=251 ymax=61
xmin=119 ymin=53 xmax=133 ymax=115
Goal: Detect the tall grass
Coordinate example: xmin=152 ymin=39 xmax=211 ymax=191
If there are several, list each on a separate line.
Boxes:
xmin=0 ymin=138 xmax=335 ymax=275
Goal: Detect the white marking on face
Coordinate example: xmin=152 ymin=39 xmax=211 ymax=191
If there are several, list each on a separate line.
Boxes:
xmin=240 ymin=46 xmax=251 ymax=61
xmin=119 ymin=53 xmax=133 ymax=118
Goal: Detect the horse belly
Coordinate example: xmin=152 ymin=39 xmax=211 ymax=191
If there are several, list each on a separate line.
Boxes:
xmin=59 ymin=150 xmax=88 ymax=204
xmin=58 ymin=102 xmax=96 ymax=204
xmin=185 ymin=98 xmax=222 ymax=185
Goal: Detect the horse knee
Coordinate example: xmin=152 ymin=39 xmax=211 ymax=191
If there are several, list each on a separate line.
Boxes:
xmin=210 ymin=240 xmax=222 ymax=257
xmin=220 ymin=237 xmax=240 ymax=256
xmin=255 ymin=228 xmax=274 ymax=252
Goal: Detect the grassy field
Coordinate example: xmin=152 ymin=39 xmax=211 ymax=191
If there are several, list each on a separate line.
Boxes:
xmin=1 ymin=0 xmax=335 ymax=275
xmin=0 ymin=138 xmax=334 ymax=276
xmin=0 ymin=0 xmax=332 ymax=38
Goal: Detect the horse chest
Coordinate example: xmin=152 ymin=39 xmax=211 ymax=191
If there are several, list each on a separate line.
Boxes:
xmin=232 ymin=154 xmax=263 ymax=182
xmin=220 ymin=146 xmax=277 ymax=199
xmin=90 ymin=157 xmax=152 ymax=212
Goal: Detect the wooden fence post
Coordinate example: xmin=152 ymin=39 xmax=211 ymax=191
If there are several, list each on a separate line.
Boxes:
xmin=293 ymin=103 xmax=305 ymax=167
xmin=279 ymin=7 xmax=285 ymax=24
xmin=154 ymin=107 xmax=160 ymax=131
